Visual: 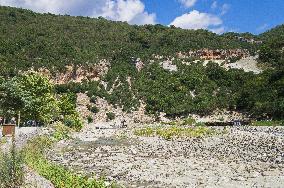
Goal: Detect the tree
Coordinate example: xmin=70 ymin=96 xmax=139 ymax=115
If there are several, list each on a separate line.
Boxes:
xmin=0 ymin=72 xmax=58 ymax=124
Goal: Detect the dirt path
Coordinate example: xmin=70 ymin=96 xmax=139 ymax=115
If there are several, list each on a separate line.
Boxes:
xmin=48 ymin=124 xmax=284 ymax=188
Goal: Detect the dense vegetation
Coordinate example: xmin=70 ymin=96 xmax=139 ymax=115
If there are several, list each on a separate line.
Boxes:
xmin=0 ymin=6 xmax=255 ymax=76
xmin=0 ymin=6 xmax=283 ymax=120
xmin=0 ymin=72 xmax=83 ymax=129
xmin=258 ymin=25 xmax=284 ymax=68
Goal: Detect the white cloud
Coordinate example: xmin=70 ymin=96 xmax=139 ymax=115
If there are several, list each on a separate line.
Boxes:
xmin=211 ymin=1 xmax=218 ymax=9
xmin=0 ymin=0 xmax=156 ymax=25
xmin=178 ymin=0 xmax=197 ymax=8
xmin=90 ymin=0 xmax=156 ymax=25
xmin=210 ymin=26 xmax=225 ymax=34
xmin=221 ymin=3 xmax=230 ymax=15
xmin=169 ymin=10 xmax=223 ymax=33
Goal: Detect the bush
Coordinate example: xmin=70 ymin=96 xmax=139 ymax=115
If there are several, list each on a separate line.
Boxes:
xmin=90 ymin=96 xmax=97 ymax=104
xmin=0 ymin=143 xmax=24 ymax=188
xmin=90 ymin=106 xmax=99 ymax=114
xmin=63 ymin=113 xmax=83 ymax=131
xmin=87 ymin=116 xmax=94 ymax=124
xmin=52 ymin=122 xmax=71 ymax=141
xmin=106 ymin=112 xmax=115 ymax=121
xmin=181 ymin=117 xmax=196 ymax=125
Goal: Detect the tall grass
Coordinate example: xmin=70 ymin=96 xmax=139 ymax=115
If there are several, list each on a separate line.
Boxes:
xmin=0 ymin=142 xmax=24 ymax=188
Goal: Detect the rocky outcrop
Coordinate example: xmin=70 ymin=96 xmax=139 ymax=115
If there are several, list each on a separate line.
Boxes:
xmin=76 ymin=93 xmax=154 ymax=126
xmin=160 ymin=60 xmax=177 ymax=72
xmin=93 ymin=97 xmax=153 ymax=124
xmin=38 ymin=59 xmax=110 ymax=84
xmin=177 ymin=48 xmax=250 ymax=60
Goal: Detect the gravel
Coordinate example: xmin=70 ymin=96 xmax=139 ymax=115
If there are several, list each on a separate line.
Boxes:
xmin=47 ymin=125 xmax=284 ymax=188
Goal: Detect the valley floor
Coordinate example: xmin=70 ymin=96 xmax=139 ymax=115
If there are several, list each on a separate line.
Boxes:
xmin=48 ymin=124 xmax=284 ymax=188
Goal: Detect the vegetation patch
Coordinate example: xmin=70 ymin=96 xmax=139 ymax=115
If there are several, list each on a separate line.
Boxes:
xmin=106 ymin=112 xmax=116 ymax=121
xmin=162 ymin=117 xmax=196 ymax=126
xmin=23 ymin=136 xmax=111 ymax=188
xmin=134 ymin=126 xmax=217 ymax=140
xmin=250 ymin=120 xmax=284 ymax=126
xmin=0 ymin=143 xmax=24 ymax=188
xmin=52 ymin=122 xmax=72 ymax=141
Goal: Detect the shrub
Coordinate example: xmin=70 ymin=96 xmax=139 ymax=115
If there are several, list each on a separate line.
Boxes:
xmin=0 ymin=143 xmax=24 ymax=188
xmin=181 ymin=117 xmax=196 ymax=125
xmin=87 ymin=116 xmax=94 ymax=124
xmin=90 ymin=96 xmax=97 ymax=103
xmin=52 ymin=122 xmax=71 ymax=141
xmin=63 ymin=113 xmax=83 ymax=131
xmin=106 ymin=112 xmax=115 ymax=121
xmin=90 ymin=106 xmax=99 ymax=114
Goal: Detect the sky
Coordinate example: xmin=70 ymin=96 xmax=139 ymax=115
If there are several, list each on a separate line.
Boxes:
xmin=0 ymin=0 xmax=283 ymax=34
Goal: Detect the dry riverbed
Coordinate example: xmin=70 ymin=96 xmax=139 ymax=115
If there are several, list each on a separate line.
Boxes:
xmin=48 ymin=124 xmax=284 ymax=188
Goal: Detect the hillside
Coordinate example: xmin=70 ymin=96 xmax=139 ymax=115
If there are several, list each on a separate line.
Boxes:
xmin=0 ymin=6 xmax=256 ymax=75
xmin=0 ymin=6 xmax=283 ymax=120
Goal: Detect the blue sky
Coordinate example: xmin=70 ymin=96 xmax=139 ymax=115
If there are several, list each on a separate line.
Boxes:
xmin=1 ymin=0 xmax=283 ymax=34
xmin=144 ymin=0 xmax=284 ymax=34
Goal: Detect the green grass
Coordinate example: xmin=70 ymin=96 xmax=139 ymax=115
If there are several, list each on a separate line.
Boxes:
xmin=22 ymin=136 xmax=115 ymax=188
xmin=134 ymin=126 xmax=216 ymax=140
xmin=250 ymin=120 xmax=284 ymax=126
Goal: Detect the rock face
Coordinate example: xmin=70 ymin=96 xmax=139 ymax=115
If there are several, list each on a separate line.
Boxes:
xmin=160 ymin=60 xmax=178 ymax=72
xmin=225 ymin=56 xmax=262 ymax=74
xmin=48 ymin=126 xmax=284 ymax=188
xmin=75 ymin=93 xmax=154 ymax=126
xmin=38 ymin=59 xmax=110 ymax=84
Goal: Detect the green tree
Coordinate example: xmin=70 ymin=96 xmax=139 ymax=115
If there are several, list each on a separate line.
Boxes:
xmin=0 ymin=72 xmax=58 ymax=124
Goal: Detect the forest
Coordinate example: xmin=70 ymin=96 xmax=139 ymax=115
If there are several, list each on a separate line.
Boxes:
xmin=0 ymin=6 xmax=283 ymax=121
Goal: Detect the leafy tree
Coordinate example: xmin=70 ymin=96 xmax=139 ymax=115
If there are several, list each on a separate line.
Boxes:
xmin=0 ymin=72 xmax=58 ymax=124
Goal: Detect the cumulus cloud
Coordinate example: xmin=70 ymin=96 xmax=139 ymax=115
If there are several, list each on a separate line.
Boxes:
xmin=90 ymin=0 xmax=156 ymax=25
xmin=0 ymin=0 xmax=156 ymax=25
xmin=169 ymin=10 xmax=223 ymax=33
xmin=178 ymin=0 xmax=197 ymax=8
